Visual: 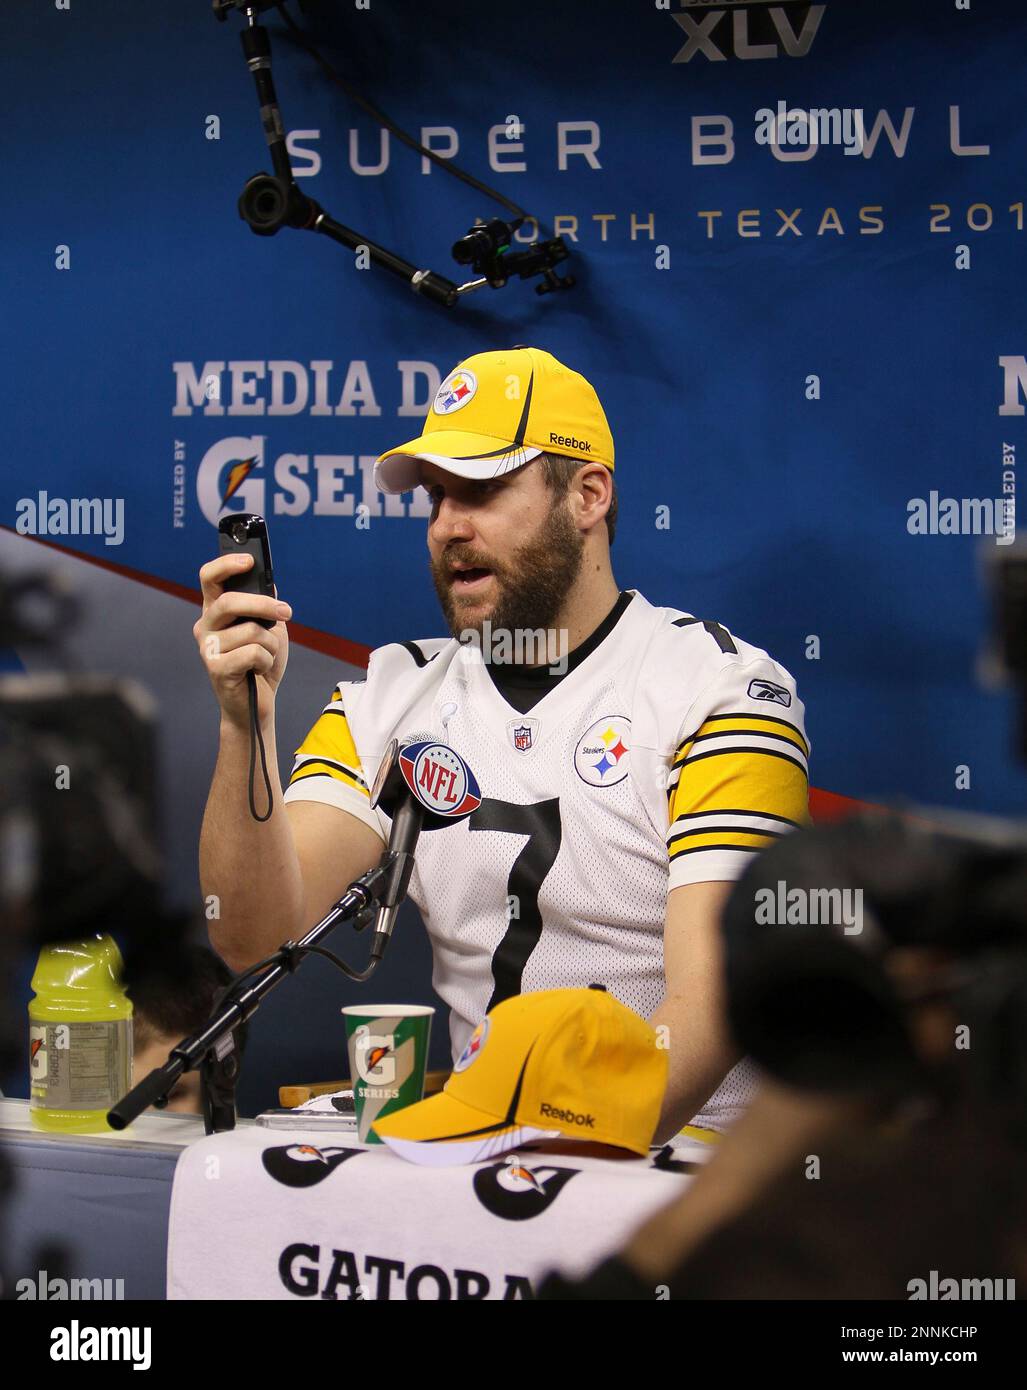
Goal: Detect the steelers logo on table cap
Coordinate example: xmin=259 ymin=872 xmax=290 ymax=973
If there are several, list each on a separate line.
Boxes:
xmin=453 ymin=1017 xmax=489 ymax=1072
xmin=433 ymin=367 xmax=478 ymax=416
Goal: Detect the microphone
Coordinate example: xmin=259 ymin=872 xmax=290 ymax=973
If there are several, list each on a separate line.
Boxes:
xmin=366 ymin=737 xmax=481 ymax=958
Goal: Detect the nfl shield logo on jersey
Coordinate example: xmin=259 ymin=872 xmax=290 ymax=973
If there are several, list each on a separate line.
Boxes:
xmin=507 ymin=717 xmax=539 ymax=753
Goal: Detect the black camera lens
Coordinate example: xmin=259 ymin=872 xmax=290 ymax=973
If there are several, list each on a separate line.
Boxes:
xmin=231 ymin=522 xmax=249 ymax=545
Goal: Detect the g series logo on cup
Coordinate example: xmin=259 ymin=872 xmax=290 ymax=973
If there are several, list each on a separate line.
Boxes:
xmin=341 ymin=1004 xmax=434 ymax=1144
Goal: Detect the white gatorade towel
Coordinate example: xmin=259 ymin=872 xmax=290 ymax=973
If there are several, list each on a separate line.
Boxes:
xmin=167 ymin=1125 xmax=712 ymax=1300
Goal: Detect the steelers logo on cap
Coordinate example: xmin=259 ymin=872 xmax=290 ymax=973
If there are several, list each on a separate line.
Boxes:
xmin=453 ymin=1017 xmax=489 ymax=1072
xmin=433 ymin=367 xmax=478 ymax=416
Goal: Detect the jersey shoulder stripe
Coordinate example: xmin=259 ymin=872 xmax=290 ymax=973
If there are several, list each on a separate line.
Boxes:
xmin=399 ymin=639 xmax=446 ymax=668
xmin=670 ymin=614 xmax=738 ymax=654
xmin=287 ymin=688 xmax=369 ymax=798
xmin=637 ymin=600 xmax=811 ymax=885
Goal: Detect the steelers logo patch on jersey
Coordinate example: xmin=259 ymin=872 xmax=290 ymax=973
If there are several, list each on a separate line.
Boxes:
xmin=574 ymin=716 xmax=631 ymax=787
xmin=454 ymin=1017 xmax=489 ymax=1072
xmin=433 ymin=368 xmax=478 ymax=415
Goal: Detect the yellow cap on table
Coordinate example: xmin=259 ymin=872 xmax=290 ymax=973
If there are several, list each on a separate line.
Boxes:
xmin=372 ymin=985 xmax=666 ymax=1166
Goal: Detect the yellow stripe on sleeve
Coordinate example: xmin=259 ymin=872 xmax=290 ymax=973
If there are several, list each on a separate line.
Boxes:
xmin=667 ymin=747 xmax=810 ymax=857
xmin=673 ymin=713 xmax=810 ymax=769
xmin=288 ymin=706 xmax=369 ymax=797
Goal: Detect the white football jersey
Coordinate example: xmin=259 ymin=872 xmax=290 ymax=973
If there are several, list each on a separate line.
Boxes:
xmin=283 ymin=589 xmax=810 ymax=1132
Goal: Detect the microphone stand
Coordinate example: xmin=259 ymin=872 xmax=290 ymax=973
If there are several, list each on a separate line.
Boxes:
xmin=108 ymin=855 xmax=402 ymax=1135
xmin=214 ymin=3 xmax=573 ymax=302
xmin=110 ymin=733 xmax=467 ymax=1135
xmin=223 ymin=3 xmax=460 ymax=306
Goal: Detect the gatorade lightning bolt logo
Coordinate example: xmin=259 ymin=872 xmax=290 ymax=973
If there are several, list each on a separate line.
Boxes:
xmin=472 ymin=1156 xmax=578 ymax=1221
xmin=220 ymin=456 xmax=259 ymax=508
xmin=353 ymin=1028 xmax=396 ymax=1084
xmin=504 ymin=1162 xmax=545 ymax=1194
xmin=29 ymin=1027 xmax=47 ymax=1080
xmin=261 ymin=1144 xmax=364 ymax=1188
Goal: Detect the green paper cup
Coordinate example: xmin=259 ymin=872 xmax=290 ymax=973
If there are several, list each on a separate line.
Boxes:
xmin=341 ymin=1004 xmax=434 ymax=1144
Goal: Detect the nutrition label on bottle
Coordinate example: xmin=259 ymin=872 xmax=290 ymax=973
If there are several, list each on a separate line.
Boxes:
xmin=30 ymin=1020 xmax=132 ymax=1110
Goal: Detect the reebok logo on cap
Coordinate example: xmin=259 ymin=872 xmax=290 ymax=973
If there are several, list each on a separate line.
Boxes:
xmin=549 ymin=432 xmax=591 ymax=452
xmin=540 ymin=1102 xmax=595 ymax=1128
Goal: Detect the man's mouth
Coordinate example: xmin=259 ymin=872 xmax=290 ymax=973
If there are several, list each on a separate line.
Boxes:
xmin=449 ymin=564 xmax=494 ymax=592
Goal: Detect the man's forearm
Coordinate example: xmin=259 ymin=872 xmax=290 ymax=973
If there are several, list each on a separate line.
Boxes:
xmin=649 ymin=994 xmax=740 ymax=1144
xmin=200 ymin=718 xmax=305 ymax=971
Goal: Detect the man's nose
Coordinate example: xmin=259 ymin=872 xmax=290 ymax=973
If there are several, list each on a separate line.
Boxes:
xmin=430 ymin=494 xmax=476 ymax=543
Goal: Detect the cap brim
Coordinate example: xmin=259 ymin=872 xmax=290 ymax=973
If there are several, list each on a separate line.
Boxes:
xmin=373 ymin=432 xmax=542 ymax=494
xmin=371 ymin=1088 xmax=559 ymax=1166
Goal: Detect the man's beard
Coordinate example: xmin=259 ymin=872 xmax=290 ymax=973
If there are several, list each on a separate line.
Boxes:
xmin=430 ymin=496 xmax=585 ymax=661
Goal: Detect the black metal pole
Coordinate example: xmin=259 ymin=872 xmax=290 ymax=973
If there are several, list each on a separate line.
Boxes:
xmin=107 ymin=867 xmax=386 ymax=1133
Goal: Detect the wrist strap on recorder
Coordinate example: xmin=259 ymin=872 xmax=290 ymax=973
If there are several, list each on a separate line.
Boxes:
xmin=246 ymin=670 xmax=274 ymax=822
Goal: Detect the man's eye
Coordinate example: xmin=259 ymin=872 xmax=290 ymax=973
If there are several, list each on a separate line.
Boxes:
xmin=425 ymin=481 xmax=497 ymax=509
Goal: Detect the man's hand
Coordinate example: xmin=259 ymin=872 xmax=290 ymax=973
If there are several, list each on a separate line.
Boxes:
xmin=194 ymin=553 xmax=292 ymax=732
xmin=649 ymin=880 xmax=740 ymax=1145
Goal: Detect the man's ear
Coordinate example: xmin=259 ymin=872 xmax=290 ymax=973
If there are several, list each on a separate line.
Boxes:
xmin=578 ymin=464 xmax=613 ymax=529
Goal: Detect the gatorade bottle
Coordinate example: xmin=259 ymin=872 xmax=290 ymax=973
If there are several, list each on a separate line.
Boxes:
xmin=29 ymin=935 xmax=133 ymax=1133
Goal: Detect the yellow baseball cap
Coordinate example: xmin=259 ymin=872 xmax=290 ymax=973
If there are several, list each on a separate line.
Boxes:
xmin=371 ymin=986 xmax=667 ymax=1166
xmin=372 ymin=346 xmax=615 ymax=495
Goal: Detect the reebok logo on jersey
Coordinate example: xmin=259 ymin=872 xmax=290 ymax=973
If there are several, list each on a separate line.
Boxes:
xmin=549 ymin=432 xmax=591 ymax=453
xmin=539 ymin=1102 xmax=596 ymax=1128
xmin=747 ymin=678 xmax=791 ymax=707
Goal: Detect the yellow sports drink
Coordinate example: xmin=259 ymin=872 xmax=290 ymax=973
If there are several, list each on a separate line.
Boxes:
xmin=29 ymin=935 xmax=133 ymax=1133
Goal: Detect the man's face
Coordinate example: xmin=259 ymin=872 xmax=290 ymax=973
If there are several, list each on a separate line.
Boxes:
xmin=422 ymin=458 xmax=585 ymax=647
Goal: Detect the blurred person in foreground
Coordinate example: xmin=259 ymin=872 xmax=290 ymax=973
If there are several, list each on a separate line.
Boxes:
xmin=539 ymin=816 xmax=1027 ymax=1298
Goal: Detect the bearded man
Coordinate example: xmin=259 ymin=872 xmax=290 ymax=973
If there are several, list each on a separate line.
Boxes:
xmin=196 ymin=347 xmax=810 ymax=1142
